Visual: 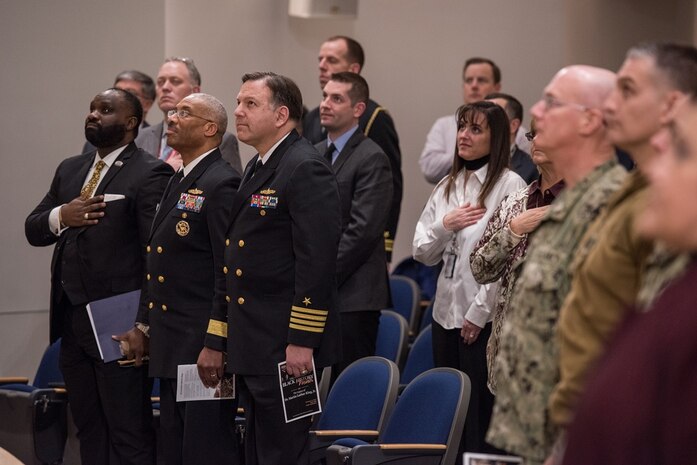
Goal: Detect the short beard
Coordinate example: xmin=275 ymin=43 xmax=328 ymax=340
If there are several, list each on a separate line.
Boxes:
xmin=85 ymin=123 xmax=127 ymax=148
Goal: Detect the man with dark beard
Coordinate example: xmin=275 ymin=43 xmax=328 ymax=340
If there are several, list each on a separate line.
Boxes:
xmin=25 ymin=88 xmax=172 ymax=465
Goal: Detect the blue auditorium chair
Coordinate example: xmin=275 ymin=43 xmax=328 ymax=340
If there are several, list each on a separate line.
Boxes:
xmin=325 ymin=367 xmax=470 ymax=465
xmin=388 ymin=276 xmax=421 ymax=336
xmin=309 ymin=356 xmax=399 ymax=464
xmin=375 ymin=310 xmax=409 ymax=369
xmin=0 ymin=339 xmax=68 ymax=465
xmin=400 ymin=325 xmax=434 ymax=387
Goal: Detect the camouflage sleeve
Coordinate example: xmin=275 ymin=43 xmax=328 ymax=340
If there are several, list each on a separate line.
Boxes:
xmin=470 ymin=189 xmax=527 ymax=284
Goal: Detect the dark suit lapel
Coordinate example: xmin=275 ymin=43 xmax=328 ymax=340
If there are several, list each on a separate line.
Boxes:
xmin=70 ymin=153 xmax=96 ymax=199
xmin=229 ymin=130 xmax=300 ymax=221
xmin=94 ymin=142 xmax=136 ymax=196
xmin=331 ymin=130 xmax=365 ymax=175
xmin=149 ymin=150 xmax=222 ymax=239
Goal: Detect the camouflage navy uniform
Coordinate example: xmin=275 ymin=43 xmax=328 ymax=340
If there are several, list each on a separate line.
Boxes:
xmin=487 ymin=160 xmax=627 ymax=464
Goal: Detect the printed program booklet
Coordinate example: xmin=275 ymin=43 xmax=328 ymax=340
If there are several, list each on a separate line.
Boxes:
xmin=86 ymin=290 xmax=141 ymax=363
xmin=278 ymin=359 xmax=321 ymax=423
xmin=463 ymin=452 xmax=523 ymax=465
xmin=176 ymin=364 xmax=235 ymax=402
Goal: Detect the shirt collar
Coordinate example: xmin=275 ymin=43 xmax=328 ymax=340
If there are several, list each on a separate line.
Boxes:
xmin=259 ymin=131 xmax=292 ymax=164
xmin=327 ymin=125 xmax=359 ymax=155
xmin=182 ymin=148 xmax=216 ymax=177
xmin=93 ymin=144 xmax=128 ymax=168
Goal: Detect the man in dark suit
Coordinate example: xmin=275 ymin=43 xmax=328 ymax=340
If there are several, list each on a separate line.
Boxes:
xmin=136 ymin=57 xmax=243 ymax=174
xmin=117 ymin=93 xmax=241 ymax=464
xmin=314 ymin=72 xmax=392 ymax=378
xmin=25 ymin=88 xmax=172 ymax=465
xmin=303 ymin=36 xmax=402 ymax=262
xmin=197 ymin=72 xmax=341 ymax=465
xmin=486 ymin=92 xmax=538 ymax=184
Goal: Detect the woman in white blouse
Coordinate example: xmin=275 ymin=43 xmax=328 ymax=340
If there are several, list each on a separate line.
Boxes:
xmin=413 ymin=101 xmax=525 ymax=453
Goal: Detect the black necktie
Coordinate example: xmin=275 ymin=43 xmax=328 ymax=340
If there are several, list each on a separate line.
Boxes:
xmin=240 ymin=158 xmax=263 ymax=188
xmin=324 ymin=143 xmax=336 ymax=164
xmin=162 ymin=169 xmax=184 ymax=201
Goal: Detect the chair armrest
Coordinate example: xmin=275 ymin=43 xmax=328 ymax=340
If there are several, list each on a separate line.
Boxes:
xmin=326 ymin=443 xmax=446 ymax=465
xmin=0 ymin=377 xmax=29 ymax=385
xmin=312 ymin=430 xmax=379 ymax=438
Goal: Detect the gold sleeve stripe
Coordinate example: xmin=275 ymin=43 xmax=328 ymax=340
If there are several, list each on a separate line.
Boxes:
xmin=289 ymin=323 xmax=325 ymax=333
xmin=290 ymin=311 xmax=327 ymax=322
xmin=364 ymin=106 xmax=385 ymax=137
xmin=207 ymin=320 xmax=228 ymax=338
xmin=289 ymin=317 xmax=325 ymax=327
xmin=291 ymin=306 xmax=328 ymax=316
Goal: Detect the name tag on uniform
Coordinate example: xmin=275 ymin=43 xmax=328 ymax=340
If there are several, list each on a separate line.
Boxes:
xmin=177 ymin=193 xmax=205 ymax=213
xmin=250 ymin=194 xmax=278 ymax=209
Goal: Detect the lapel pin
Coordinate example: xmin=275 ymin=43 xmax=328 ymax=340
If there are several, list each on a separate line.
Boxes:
xmin=114 ymin=161 xmax=123 ymax=167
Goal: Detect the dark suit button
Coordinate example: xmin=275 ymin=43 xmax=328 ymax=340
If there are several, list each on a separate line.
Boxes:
xmin=236 ymin=269 xmax=242 ymax=277
xmin=147 ymin=274 xmax=151 ymax=280
xmin=157 ymin=246 xmax=163 ymax=253
xmin=162 ymin=304 xmax=167 ymax=311
xmin=260 ymin=210 xmax=266 ymax=216
xmin=237 ymin=297 xmax=245 ymax=305
xmin=148 ymin=302 xmax=154 ymax=309
xmin=158 ymin=275 xmax=165 ymax=283
xmin=146 ymin=245 xmax=151 ymax=253
xmin=225 ymin=296 xmax=231 ymax=303
xmin=223 ymin=266 xmax=228 ymax=274
xmin=226 ymin=239 xmax=230 ymax=247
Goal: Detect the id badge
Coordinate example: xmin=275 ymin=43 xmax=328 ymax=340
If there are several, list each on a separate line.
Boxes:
xmin=444 ymin=251 xmax=457 ymax=279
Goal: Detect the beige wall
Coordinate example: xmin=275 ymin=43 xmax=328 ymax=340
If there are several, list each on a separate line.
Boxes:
xmin=1 ymin=0 xmax=694 ymax=377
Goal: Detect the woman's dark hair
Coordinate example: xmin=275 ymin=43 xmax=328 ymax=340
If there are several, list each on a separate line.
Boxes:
xmin=445 ymin=101 xmax=510 ymax=206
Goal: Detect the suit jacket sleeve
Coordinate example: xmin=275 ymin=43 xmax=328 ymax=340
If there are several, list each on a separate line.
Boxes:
xmin=220 ymin=133 xmax=243 ymax=175
xmin=336 ymin=151 xmax=393 ymax=286
xmin=286 ymin=157 xmax=341 ymax=348
xmin=201 ymin=172 xmax=240 ymax=350
xmin=25 ymin=162 xmax=66 ymax=247
xmin=135 ymin=161 xmax=174 ymax=322
xmin=366 ymin=110 xmax=402 ymax=262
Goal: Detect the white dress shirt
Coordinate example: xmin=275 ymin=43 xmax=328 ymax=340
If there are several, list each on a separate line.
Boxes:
xmin=48 ymin=145 xmax=127 ymax=235
xmin=413 ymin=165 xmax=525 ymax=329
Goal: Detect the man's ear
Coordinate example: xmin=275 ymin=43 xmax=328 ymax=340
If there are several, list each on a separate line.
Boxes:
xmin=275 ymin=105 xmax=290 ymax=128
xmin=348 ymin=63 xmax=361 ymax=74
xmin=203 ymin=122 xmax=218 ymax=137
xmin=353 ymin=101 xmax=367 ymax=119
xmin=510 ymin=117 xmax=522 ymax=135
xmin=126 ymin=116 xmax=138 ymax=131
xmin=659 ymin=90 xmax=687 ymax=125
xmin=578 ymin=108 xmax=604 ymax=136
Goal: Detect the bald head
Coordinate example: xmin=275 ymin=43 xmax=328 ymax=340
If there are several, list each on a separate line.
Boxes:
xmin=556 ymin=65 xmax=616 ymax=109
xmin=183 ymin=92 xmax=228 ymax=136
xmin=531 ymin=65 xmax=617 ymax=187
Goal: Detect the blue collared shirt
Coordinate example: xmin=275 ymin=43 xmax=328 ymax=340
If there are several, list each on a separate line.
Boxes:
xmin=325 ymin=125 xmax=359 ymax=164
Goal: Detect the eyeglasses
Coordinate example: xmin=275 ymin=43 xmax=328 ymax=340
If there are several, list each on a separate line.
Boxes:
xmin=525 ymin=131 xmax=536 ymax=142
xmin=540 ymin=94 xmax=587 ymax=112
xmin=167 ymin=109 xmax=214 ymax=123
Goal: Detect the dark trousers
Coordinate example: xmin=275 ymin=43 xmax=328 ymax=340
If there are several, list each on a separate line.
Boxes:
xmin=432 ymin=321 xmax=501 ymax=455
xmin=239 ymin=374 xmax=313 ymax=465
xmin=159 ymin=378 xmax=239 ymax=465
xmin=331 ymin=310 xmax=380 ymax=384
xmin=59 ymin=299 xmax=155 ymax=465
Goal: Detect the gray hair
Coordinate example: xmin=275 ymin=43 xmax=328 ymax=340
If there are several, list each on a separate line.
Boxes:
xmin=164 ymin=56 xmax=201 ymax=86
xmin=185 ymin=93 xmax=227 ymax=135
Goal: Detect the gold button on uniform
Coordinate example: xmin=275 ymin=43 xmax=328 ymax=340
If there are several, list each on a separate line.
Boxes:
xmin=157 ymin=246 xmax=163 ymax=253
xmin=237 ymin=297 xmax=245 ymax=305
xmin=162 ymin=304 xmax=167 ymax=311
xmin=235 ymin=269 xmax=242 ymax=277
xmin=146 ymin=246 xmax=151 ymax=253
xmin=226 ymin=239 xmax=230 ymax=246
xmin=223 ymin=266 xmax=228 ymax=274
xmin=158 ymin=276 xmax=165 ymax=283
xmin=182 ymin=212 xmax=188 ymax=219
xmin=225 ymin=296 xmax=231 ymax=303
xmin=148 ymin=302 xmax=154 ymax=309
xmin=238 ymin=240 xmax=245 ymax=247
xmin=260 ymin=210 xmax=266 ymax=216
xmin=147 ymin=274 xmax=151 ymax=280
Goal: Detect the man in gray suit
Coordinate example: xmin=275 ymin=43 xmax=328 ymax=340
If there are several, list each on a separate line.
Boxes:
xmin=315 ymin=72 xmax=393 ymax=379
xmin=136 ymin=57 xmax=242 ymax=174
